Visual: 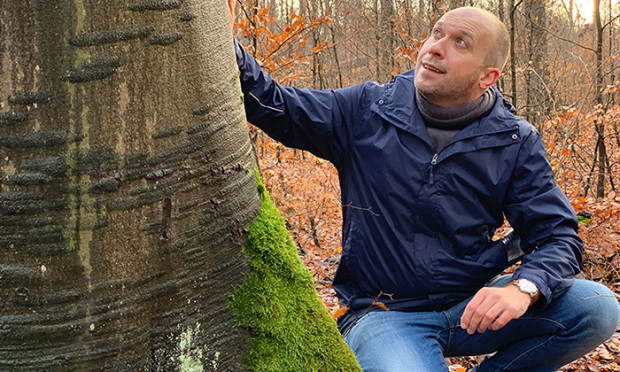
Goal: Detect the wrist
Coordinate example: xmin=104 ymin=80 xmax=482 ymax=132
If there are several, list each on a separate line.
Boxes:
xmin=509 ymin=279 xmax=540 ymax=306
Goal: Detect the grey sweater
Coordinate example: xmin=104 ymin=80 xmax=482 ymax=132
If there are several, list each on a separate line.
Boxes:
xmin=416 ymin=89 xmax=496 ymax=153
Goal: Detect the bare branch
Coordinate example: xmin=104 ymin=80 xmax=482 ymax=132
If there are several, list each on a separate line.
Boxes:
xmin=342 ymin=202 xmax=380 ymax=216
xmin=517 ymin=8 xmax=596 ymax=53
xmin=602 ymin=13 xmax=620 ymax=30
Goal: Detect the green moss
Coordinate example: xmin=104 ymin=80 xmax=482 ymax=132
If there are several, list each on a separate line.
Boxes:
xmin=229 ymin=172 xmax=361 ymax=371
xmin=577 ymin=214 xmax=591 ymax=226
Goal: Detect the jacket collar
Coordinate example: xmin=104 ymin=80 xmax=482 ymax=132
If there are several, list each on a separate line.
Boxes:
xmin=370 ymin=69 xmax=518 ymax=139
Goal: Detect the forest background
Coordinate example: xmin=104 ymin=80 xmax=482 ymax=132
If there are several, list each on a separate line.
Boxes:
xmin=233 ymin=0 xmax=620 ymax=370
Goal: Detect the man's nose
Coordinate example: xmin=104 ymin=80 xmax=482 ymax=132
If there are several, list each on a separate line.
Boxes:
xmin=426 ymin=39 xmax=445 ymax=58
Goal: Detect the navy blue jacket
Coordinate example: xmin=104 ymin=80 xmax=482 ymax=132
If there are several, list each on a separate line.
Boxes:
xmin=235 ymin=42 xmax=583 ymax=331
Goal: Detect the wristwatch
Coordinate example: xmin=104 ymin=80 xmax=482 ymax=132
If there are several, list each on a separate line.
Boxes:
xmin=511 ymin=279 xmax=539 ymax=299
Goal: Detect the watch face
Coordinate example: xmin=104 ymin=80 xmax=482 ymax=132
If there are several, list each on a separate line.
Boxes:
xmin=518 ymin=279 xmax=537 ymax=294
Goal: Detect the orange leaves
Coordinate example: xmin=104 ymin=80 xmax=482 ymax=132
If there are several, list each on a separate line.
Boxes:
xmin=286 ymin=14 xmax=305 ymax=32
xmin=235 ymin=3 xmax=333 ymax=83
xmin=592 ymin=195 xmax=620 ymax=222
xmin=284 ymin=20 xmax=304 ymax=33
xmin=548 ymin=105 xmax=620 ymax=284
xmin=603 ymin=81 xmax=620 ymax=94
xmin=331 ymin=302 xmax=390 ymax=320
xmin=371 ymin=300 xmax=390 ymax=312
xmin=571 ymin=196 xmax=589 ymax=214
xmin=549 ymin=108 xmax=577 ymax=126
xmin=310 ymin=16 xmax=330 ymax=28
xmin=312 ymin=41 xmax=328 ymax=54
xmin=543 ymin=105 xmax=620 ymax=198
xmin=395 ymin=46 xmax=418 ymax=63
xmin=561 ymin=147 xmax=571 ymax=157
xmin=253 ymin=7 xmax=273 ymax=24
xmin=558 ymin=338 xmax=620 ymax=371
xmin=331 ymin=306 xmax=349 ymax=319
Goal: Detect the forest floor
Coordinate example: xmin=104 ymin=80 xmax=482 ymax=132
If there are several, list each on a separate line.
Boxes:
xmin=256 ymin=134 xmax=620 ymax=372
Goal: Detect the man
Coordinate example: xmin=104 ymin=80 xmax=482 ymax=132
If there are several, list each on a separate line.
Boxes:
xmin=229 ymin=4 xmax=619 ymax=371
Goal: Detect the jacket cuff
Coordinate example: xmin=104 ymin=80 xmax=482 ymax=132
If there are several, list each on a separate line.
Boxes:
xmin=511 ymin=271 xmax=551 ymax=308
xmin=233 ymin=38 xmax=244 ymax=67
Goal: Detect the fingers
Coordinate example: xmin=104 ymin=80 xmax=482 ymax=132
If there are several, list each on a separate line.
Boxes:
xmin=475 ymin=303 xmax=503 ymax=333
xmin=488 ymin=311 xmax=514 ymax=331
xmin=460 ymin=286 xmax=530 ymax=334
xmin=460 ymin=289 xmax=495 ymax=334
xmin=461 ymin=289 xmax=484 ymax=334
xmin=228 ymin=0 xmax=236 ymax=28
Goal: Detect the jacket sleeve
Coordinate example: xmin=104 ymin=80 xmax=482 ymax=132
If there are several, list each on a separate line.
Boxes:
xmin=504 ymin=124 xmax=583 ymax=308
xmin=235 ymin=39 xmax=364 ymax=167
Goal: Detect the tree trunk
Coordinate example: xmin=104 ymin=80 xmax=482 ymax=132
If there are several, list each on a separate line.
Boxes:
xmin=496 ymin=0 xmax=506 ymax=94
xmin=609 ymin=0 xmax=615 ymax=107
xmin=0 ymin=1 xmax=359 ymax=370
xmin=524 ymin=0 xmax=549 ymax=127
xmin=327 ymin=22 xmax=345 ymax=89
xmin=509 ymin=0 xmax=521 ymax=109
xmin=375 ymin=0 xmax=395 ymax=82
xmin=594 ymin=0 xmax=606 ymax=198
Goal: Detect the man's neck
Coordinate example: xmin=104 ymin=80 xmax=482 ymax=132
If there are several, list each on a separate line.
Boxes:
xmin=416 ymin=89 xmax=497 ymax=153
xmin=416 ymin=89 xmax=496 ymax=130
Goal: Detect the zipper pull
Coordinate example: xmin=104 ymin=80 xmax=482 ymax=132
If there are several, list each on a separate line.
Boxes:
xmin=429 ymin=153 xmax=438 ymax=184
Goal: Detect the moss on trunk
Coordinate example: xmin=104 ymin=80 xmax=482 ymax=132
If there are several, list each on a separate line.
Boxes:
xmin=230 ymin=175 xmax=361 ymax=371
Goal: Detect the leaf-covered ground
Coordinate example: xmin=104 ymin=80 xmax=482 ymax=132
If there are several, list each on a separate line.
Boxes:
xmin=255 ymin=127 xmax=620 ymax=371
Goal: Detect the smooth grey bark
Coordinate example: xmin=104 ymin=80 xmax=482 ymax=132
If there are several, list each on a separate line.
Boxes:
xmin=0 ymin=0 xmax=258 ymax=370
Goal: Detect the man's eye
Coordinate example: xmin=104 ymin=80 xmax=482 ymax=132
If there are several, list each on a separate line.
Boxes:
xmin=433 ymin=29 xmax=441 ymax=37
xmin=456 ymin=39 xmax=466 ymax=46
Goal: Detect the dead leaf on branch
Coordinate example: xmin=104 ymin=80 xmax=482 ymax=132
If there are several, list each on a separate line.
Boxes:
xmin=371 ymin=300 xmax=390 ymax=312
xmin=331 ymin=306 xmax=349 ymax=319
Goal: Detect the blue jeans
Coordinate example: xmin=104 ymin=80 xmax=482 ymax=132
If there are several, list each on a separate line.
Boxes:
xmin=344 ymin=277 xmax=620 ymax=372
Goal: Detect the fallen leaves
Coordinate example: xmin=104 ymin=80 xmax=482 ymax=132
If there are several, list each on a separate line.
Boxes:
xmin=557 ymin=333 xmax=620 ymax=371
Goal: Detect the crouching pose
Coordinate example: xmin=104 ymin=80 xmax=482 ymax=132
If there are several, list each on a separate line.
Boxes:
xmin=229 ymin=4 xmax=620 ymax=371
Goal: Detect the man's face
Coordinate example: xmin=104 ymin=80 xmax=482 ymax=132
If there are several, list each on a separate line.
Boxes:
xmin=414 ymin=9 xmax=495 ymax=108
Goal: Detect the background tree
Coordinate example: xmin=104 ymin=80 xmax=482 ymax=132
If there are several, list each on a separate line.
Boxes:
xmin=0 ymin=0 xmax=359 ymax=370
xmin=524 ymin=0 xmax=550 ymax=126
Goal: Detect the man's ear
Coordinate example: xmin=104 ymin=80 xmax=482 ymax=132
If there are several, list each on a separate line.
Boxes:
xmin=479 ymin=67 xmax=501 ymax=90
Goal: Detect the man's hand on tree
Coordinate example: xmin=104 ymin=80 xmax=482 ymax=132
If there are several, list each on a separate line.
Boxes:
xmin=460 ymin=285 xmax=533 ymax=334
xmin=228 ymin=0 xmax=236 ymax=29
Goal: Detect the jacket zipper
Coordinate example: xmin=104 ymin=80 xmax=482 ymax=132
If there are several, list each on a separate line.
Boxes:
xmin=429 ymin=153 xmax=438 ymax=184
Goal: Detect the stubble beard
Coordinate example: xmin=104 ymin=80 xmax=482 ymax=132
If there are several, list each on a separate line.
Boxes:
xmin=414 ymin=65 xmax=483 ymax=106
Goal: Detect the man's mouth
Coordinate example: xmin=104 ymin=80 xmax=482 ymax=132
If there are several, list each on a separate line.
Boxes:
xmin=423 ymin=63 xmax=445 ymax=74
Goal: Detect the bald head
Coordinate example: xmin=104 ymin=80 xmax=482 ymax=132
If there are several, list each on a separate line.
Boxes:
xmin=415 ymin=7 xmax=509 ymax=106
xmin=445 ymin=7 xmax=510 ymax=71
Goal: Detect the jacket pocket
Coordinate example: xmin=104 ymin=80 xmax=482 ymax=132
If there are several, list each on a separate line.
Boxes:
xmin=426 ymin=236 xmax=509 ymax=290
